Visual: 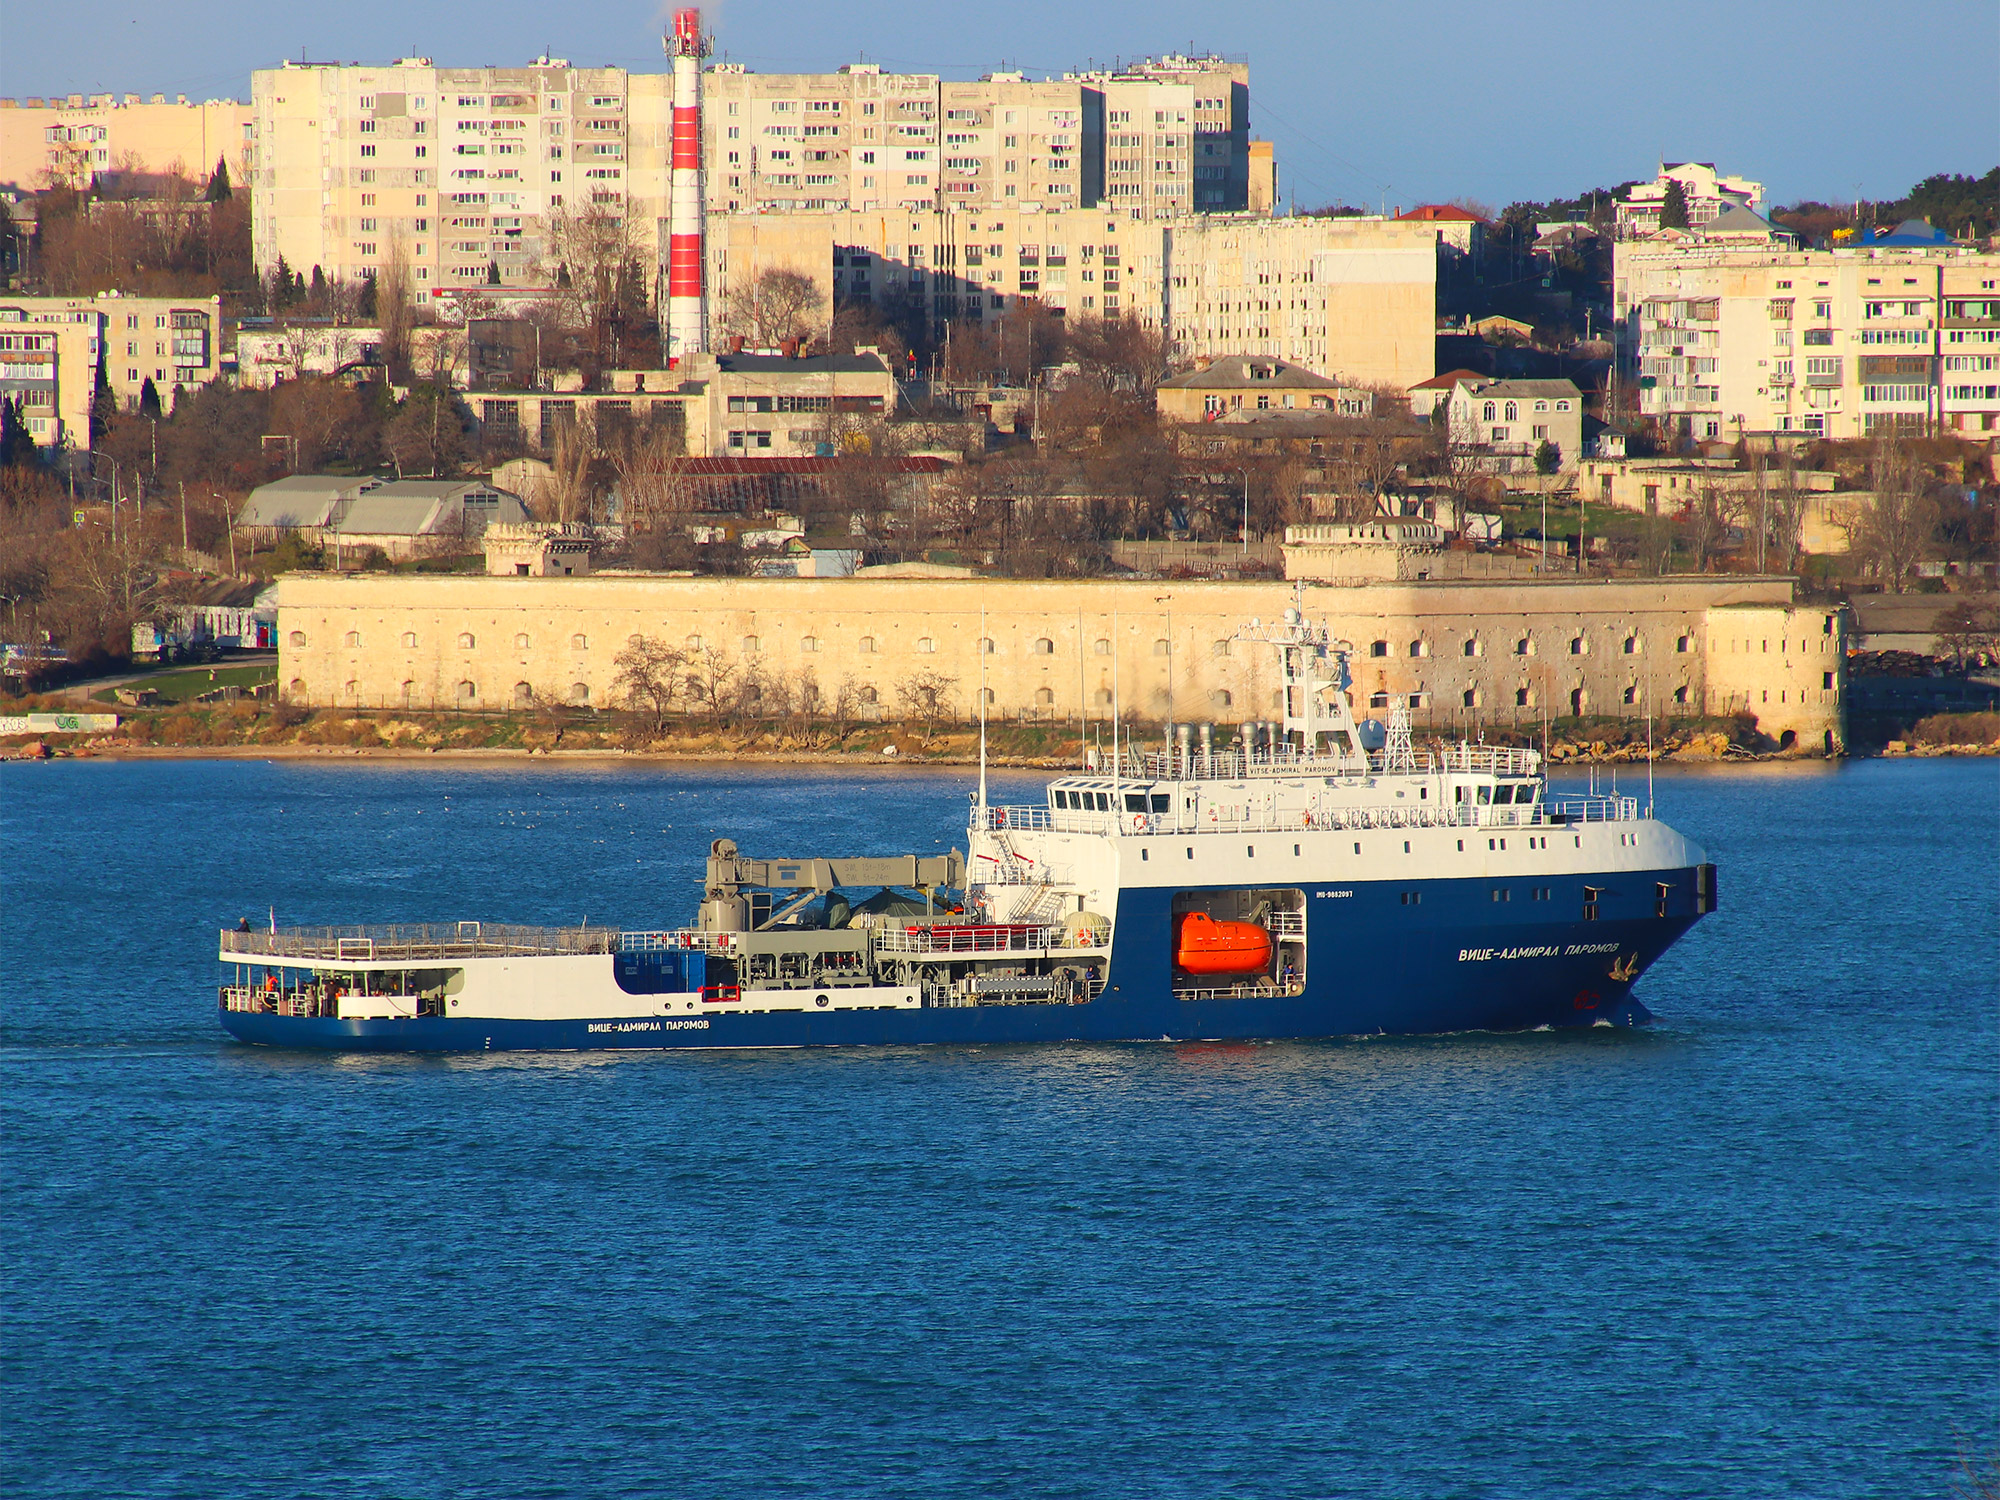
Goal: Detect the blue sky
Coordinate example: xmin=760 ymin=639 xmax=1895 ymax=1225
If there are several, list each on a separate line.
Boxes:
xmin=7 ymin=0 xmax=1994 ymax=209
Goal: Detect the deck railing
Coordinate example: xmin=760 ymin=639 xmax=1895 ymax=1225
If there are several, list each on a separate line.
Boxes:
xmin=220 ymin=923 xmax=619 ymax=963
xmin=977 ymin=795 xmax=1639 ymax=839
xmin=1128 ymin=742 xmax=1540 ymax=783
xmin=873 ymin=924 xmax=1069 ymax=955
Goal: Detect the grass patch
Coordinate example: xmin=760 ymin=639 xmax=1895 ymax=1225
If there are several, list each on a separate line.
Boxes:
xmin=94 ymin=663 xmax=277 ymax=705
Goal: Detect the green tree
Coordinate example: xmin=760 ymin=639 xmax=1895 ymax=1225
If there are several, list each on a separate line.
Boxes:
xmin=204 ymin=156 xmax=232 ymax=202
xmin=1660 ymin=178 xmax=1691 ymax=230
xmin=1534 ymin=439 xmax=1561 ymax=474
xmin=138 ymin=378 xmax=163 ymax=420
xmin=0 ymin=397 xmax=36 ymax=467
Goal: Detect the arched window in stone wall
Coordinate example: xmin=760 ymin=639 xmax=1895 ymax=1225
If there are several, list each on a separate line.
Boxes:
xmin=572 ymin=634 xmax=588 ymax=650
xmin=289 ymin=631 xmax=307 ymax=648
xmin=1033 ymin=637 xmax=1054 ymax=655
xmin=344 ymin=631 xmax=361 ymax=648
xmin=570 ymin=682 xmax=590 ymax=703
xmin=1093 ymin=639 xmax=1111 ymax=656
xmin=459 ymin=632 xmax=476 ymax=649
xmin=458 ymin=680 xmax=477 ymax=702
xmin=515 ymin=633 xmax=531 ymax=650
xmin=401 ymin=681 xmax=417 ymax=706
xmin=513 ymin=682 xmax=534 ymax=706
xmin=858 ymin=635 xmax=877 ymax=653
xmin=402 ymin=632 xmax=418 ymax=649
xmin=288 ymin=678 xmax=308 ymax=702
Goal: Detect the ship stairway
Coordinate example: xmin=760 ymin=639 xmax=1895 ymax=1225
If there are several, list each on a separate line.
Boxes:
xmin=1014 ymin=882 xmax=1071 ymax=926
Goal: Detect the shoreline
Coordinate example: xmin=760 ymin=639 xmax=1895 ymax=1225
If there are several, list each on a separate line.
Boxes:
xmin=7 ymin=737 xmax=1997 ymax=765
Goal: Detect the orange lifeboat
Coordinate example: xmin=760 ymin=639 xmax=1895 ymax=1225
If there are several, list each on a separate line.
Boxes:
xmin=1173 ymin=911 xmax=1273 ymax=976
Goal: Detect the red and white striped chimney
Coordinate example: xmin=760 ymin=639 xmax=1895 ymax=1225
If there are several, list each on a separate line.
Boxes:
xmin=665 ymin=7 xmax=709 ymax=366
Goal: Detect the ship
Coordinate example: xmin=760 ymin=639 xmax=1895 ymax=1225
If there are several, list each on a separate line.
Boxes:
xmin=217 ymin=611 xmax=1716 ymax=1051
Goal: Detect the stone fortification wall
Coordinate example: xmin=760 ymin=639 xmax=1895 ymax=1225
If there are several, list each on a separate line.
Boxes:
xmin=275 ymin=573 xmax=1841 ymax=743
xmin=1704 ymin=603 xmax=1851 ymax=751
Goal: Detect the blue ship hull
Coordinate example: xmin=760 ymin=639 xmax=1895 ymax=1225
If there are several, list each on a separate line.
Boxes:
xmin=219 ymin=871 xmax=1701 ymax=1052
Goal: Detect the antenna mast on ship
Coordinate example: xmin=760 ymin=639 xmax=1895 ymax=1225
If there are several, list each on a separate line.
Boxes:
xmin=978 ymin=604 xmax=989 ymax=815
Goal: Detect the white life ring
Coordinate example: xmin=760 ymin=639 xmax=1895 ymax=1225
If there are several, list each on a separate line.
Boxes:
xmin=1129 ymin=812 xmax=1148 ymax=834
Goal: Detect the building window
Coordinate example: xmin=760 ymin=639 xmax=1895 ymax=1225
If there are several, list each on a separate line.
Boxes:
xmin=800 ymin=635 xmax=820 ymax=653
xmin=858 ymin=635 xmax=877 ymax=653
xmin=401 ymin=632 xmax=418 ymax=649
xmin=344 ymin=631 xmax=360 ymax=648
xmin=515 ymin=633 xmax=531 ymax=650
xmin=289 ymin=631 xmax=306 ymax=648
xmin=1370 ymin=640 xmax=1389 ymax=657
xmin=459 ymin=632 xmax=476 ymax=649
xmin=1033 ymin=637 xmax=1054 ymax=655
xmin=457 ymin=681 xmax=477 ymax=701
xmin=1094 ymin=638 xmax=1111 ymax=655
xmin=572 ymin=634 xmax=588 ymax=650
xmin=916 ymin=637 xmax=936 ymax=654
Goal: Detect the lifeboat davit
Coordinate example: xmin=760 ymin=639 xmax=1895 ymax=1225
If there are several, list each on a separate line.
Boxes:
xmin=1173 ymin=911 xmax=1273 ymax=975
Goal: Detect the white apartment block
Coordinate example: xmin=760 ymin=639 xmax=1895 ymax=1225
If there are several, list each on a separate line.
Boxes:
xmin=705 ymin=64 xmax=945 ymax=215
xmin=706 ymin=207 xmax=1435 ymax=388
xmin=251 ymin=59 xmax=664 ymax=296
xmin=1618 ymin=243 xmax=2000 ymax=442
xmin=1162 ymin=216 xmax=1437 ymax=389
xmin=0 ymin=292 xmax=222 ymax=435
xmin=0 ymin=94 xmax=252 ymax=189
xmin=702 ymin=54 xmax=1251 ymax=218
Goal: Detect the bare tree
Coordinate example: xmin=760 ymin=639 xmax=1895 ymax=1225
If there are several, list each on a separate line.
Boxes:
xmin=1855 ymin=438 xmax=1930 ymax=592
xmin=896 ymin=670 xmax=958 ymax=743
xmin=611 ymin=635 xmax=689 ymax=732
xmin=545 ymin=418 xmax=596 ymax=524
xmin=685 ymin=644 xmax=741 ymax=724
xmin=719 ymin=268 xmax=827 ymax=350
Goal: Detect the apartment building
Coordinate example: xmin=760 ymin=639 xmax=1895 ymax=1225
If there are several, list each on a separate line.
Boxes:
xmin=705 ymin=207 xmax=1435 ymax=387
xmin=251 ymin=58 xmax=662 ymax=295
xmin=0 ymin=315 xmax=98 ymax=447
xmin=705 ymin=63 xmax=942 ymax=215
xmin=1161 ymin=215 xmax=1437 ymax=389
xmin=1618 ymin=241 xmax=2000 ymax=442
xmin=0 ymin=292 xmax=222 ymax=430
xmin=0 ymin=94 xmax=251 ymax=189
xmin=702 ymin=54 xmax=1252 ymax=218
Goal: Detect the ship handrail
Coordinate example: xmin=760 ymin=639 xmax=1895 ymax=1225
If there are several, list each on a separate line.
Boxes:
xmin=977 ymin=795 xmax=1642 ymax=840
xmin=874 ymin=923 xmax=1068 ymax=955
xmin=1128 ymin=743 xmax=1541 ymax=783
xmin=220 ymin=923 xmax=619 ymax=962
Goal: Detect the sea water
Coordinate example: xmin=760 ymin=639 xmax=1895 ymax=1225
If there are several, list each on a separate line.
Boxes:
xmin=3 ymin=756 xmax=1994 ymax=1499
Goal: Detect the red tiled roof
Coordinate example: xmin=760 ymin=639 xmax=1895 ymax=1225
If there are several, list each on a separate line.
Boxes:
xmin=667 ymin=457 xmax=949 ymax=476
xmin=1398 ymin=204 xmax=1488 ymax=224
xmin=1408 ymin=368 xmax=1488 ymax=390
